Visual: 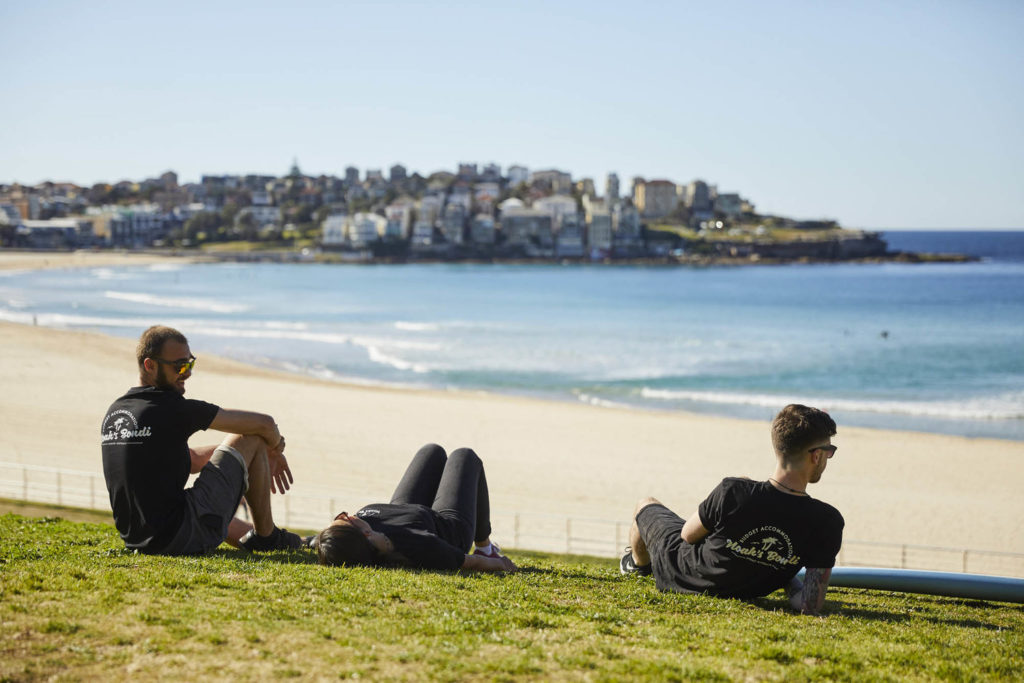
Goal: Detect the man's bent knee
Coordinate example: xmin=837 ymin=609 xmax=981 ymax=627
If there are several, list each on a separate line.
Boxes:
xmin=634 ymin=496 xmax=661 ymax=516
xmin=220 ymin=433 xmax=266 ymax=465
xmin=448 ymin=447 xmax=481 ymax=465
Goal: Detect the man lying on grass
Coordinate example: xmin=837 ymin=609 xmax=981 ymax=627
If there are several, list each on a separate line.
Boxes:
xmin=620 ymin=404 xmax=844 ymax=615
xmin=101 ymin=325 xmax=303 ymax=555
xmin=314 ymin=444 xmax=516 ymax=573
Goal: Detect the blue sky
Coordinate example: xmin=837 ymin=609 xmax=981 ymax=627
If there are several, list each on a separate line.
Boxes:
xmin=2 ymin=1 xmax=1021 ymax=228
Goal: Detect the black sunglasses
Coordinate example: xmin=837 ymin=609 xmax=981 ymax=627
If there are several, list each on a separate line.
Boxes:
xmin=153 ymin=355 xmax=197 ymax=376
xmin=809 ymin=444 xmax=838 ymax=458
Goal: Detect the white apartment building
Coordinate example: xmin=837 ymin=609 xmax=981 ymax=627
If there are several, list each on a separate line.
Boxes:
xmin=411 ymin=220 xmax=434 ymax=246
xmin=555 ymin=213 xmax=585 ymax=258
xmin=534 ymin=195 xmax=578 ymax=230
xmin=238 ymin=205 xmax=282 ymax=227
xmin=322 ymin=213 xmax=348 ymax=246
xmin=507 ymin=165 xmax=529 ymax=186
xmin=418 ymin=194 xmax=444 ymax=225
xmin=589 ymin=210 xmax=613 ymax=254
xmin=440 ymin=203 xmax=466 ymax=244
xmin=385 ymin=201 xmax=414 ymax=239
xmin=350 ymin=212 xmax=386 ymax=246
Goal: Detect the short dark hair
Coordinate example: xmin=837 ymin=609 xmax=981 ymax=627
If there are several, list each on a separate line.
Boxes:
xmin=136 ymin=325 xmax=187 ymax=369
xmin=771 ymin=404 xmax=837 ymax=465
xmin=316 ymin=523 xmax=378 ymax=567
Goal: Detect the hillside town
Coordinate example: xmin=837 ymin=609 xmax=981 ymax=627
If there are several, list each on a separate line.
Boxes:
xmin=0 ymin=161 xmax=889 ymax=262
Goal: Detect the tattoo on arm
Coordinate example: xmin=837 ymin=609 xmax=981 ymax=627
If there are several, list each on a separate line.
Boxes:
xmin=800 ymin=567 xmax=832 ymax=615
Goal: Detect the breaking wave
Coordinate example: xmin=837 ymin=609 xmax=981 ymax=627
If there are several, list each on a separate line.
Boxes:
xmin=104 ymin=291 xmax=250 ymax=314
xmin=638 ymin=388 xmax=1024 ymax=421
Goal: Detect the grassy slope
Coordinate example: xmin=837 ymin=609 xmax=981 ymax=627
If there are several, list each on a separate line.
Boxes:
xmin=2 ymin=513 xmax=1022 ymax=682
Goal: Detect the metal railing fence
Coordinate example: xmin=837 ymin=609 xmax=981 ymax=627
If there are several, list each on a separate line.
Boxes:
xmin=3 ymin=460 xmax=1022 ymax=578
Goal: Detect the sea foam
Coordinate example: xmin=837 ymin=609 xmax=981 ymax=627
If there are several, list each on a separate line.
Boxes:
xmin=639 ymin=387 xmax=1024 ymax=421
xmin=104 ymin=291 xmax=249 ymax=314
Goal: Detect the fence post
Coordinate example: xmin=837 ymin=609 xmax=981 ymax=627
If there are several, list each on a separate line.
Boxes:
xmin=23 ymin=466 xmax=28 ymax=501
xmin=901 ymin=545 xmax=907 ymax=569
xmin=513 ymin=514 xmax=519 ymax=548
xmin=566 ymin=518 xmax=572 ymax=554
xmin=56 ymin=471 xmax=62 ymax=505
xmin=962 ymin=550 xmax=968 ymax=574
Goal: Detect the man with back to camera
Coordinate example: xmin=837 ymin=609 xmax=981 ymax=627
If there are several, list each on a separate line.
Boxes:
xmin=101 ymin=325 xmax=303 ymax=554
xmin=620 ymin=404 xmax=844 ymax=615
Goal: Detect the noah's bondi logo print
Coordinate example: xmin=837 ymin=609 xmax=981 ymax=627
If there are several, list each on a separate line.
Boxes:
xmin=724 ymin=525 xmax=801 ymax=568
xmin=101 ymin=409 xmax=151 ymax=444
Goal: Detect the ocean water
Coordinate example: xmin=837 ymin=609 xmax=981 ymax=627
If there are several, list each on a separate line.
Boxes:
xmin=1 ymin=230 xmax=1022 ymax=441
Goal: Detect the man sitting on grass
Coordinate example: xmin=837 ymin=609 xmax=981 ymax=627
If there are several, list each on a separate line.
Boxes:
xmin=620 ymin=404 xmax=844 ymax=615
xmin=101 ymin=325 xmax=303 ymax=555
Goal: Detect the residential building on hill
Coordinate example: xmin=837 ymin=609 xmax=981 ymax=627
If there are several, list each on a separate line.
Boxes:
xmin=634 ymin=179 xmax=678 ymax=218
xmin=605 ymin=173 xmax=620 ymax=202
xmin=507 ymin=165 xmax=529 ymax=186
xmin=530 ymin=169 xmax=573 ymax=195
xmin=556 ymin=213 xmax=585 ymax=258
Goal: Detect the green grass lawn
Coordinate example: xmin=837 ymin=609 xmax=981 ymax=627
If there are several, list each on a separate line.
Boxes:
xmin=2 ymin=512 xmax=1022 ymax=681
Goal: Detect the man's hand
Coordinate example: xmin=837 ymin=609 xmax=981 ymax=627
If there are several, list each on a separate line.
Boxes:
xmin=789 ymin=567 xmax=832 ymax=615
xmin=266 ymin=436 xmax=293 ymax=494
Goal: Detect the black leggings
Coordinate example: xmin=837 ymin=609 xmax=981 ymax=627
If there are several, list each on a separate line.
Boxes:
xmin=390 ymin=443 xmax=492 ymax=548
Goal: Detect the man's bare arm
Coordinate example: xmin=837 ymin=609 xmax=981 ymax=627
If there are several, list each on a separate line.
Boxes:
xmin=788 ymin=567 xmax=832 ymax=615
xmin=680 ymin=510 xmax=710 ymax=544
xmin=208 ymin=409 xmax=281 ymax=448
xmin=206 ymin=409 xmax=293 ymax=493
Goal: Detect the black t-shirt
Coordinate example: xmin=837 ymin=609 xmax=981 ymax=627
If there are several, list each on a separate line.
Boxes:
xmin=659 ymin=478 xmax=844 ymax=598
xmin=101 ymin=386 xmax=220 ymax=552
xmin=356 ymin=503 xmax=466 ymax=571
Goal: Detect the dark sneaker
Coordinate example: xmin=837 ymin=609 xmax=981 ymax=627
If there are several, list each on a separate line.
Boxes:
xmin=620 ymin=547 xmax=652 ymax=576
xmin=302 ymin=534 xmax=318 ymax=549
xmin=473 ymin=542 xmax=504 ymax=559
xmin=239 ymin=526 xmax=303 ymax=552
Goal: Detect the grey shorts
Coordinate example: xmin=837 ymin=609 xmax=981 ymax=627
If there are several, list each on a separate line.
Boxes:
xmin=636 ymin=503 xmax=698 ymax=593
xmin=161 ymin=446 xmax=249 ymax=556
xmin=637 ymin=503 xmax=688 ymax=559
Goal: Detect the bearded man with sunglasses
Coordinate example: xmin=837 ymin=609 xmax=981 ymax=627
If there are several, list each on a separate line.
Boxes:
xmin=101 ymin=325 xmax=303 ymax=555
xmin=620 ymin=404 xmax=844 ymax=616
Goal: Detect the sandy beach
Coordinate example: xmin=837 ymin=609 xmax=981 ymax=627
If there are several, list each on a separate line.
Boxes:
xmin=0 ymin=249 xmax=199 ymax=272
xmin=1 ymin=251 xmax=1022 ymax=564
xmin=2 ymin=318 xmax=1022 ymax=561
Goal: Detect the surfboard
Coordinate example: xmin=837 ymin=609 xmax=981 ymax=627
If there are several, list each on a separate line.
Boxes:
xmin=798 ymin=567 xmax=1024 ymax=603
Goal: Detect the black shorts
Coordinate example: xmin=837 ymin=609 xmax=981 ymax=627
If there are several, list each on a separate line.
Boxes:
xmin=160 ymin=446 xmax=248 ymax=555
xmin=636 ymin=503 xmax=700 ymax=594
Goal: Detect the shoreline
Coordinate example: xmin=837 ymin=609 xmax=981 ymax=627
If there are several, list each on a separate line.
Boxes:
xmin=0 ymin=246 xmax=975 ymax=272
xmin=0 ymin=249 xmax=203 ymax=271
xmin=1 ymin=249 xmax=1019 ymax=442
xmin=1 ymin=319 xmax=1023 ymax=557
